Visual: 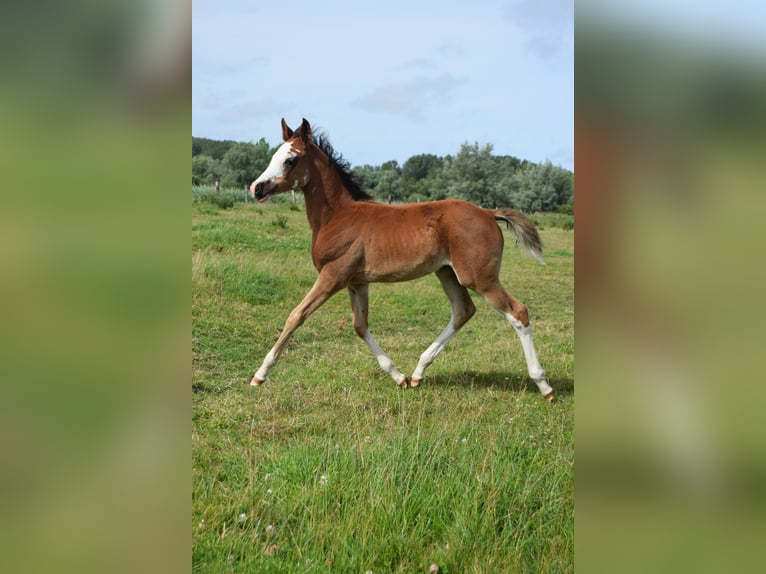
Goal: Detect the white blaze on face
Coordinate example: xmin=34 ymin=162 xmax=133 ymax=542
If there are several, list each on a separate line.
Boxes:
xmin=250 ymin=141 xmax=296 ymax=195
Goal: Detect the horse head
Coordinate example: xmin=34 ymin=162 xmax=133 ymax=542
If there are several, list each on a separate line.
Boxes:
xmin=250 ymin=118 xmax=313 ymax=202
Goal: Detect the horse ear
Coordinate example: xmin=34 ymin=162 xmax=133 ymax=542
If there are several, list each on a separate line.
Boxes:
xmin=281 ymin=118 xmax=294 ymax=141
xmin=296 ymin=118 xmax=313 ymax=142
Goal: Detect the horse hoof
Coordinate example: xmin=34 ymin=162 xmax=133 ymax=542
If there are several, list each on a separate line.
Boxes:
xmin=410 ymin=378 xmax=422 ymax=388
xmin=250 ymin=376 xmax=264 ymax=386
xmin=544 ymin=391 xmax=554 ymax=402
xmin=398 ymin=377 xmax=409 ymax=389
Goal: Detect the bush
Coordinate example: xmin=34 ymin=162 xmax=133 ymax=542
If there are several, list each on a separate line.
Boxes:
xmin=208 ymin=193 xmax=234 ymax=209
xmin=192 ymin=186 xmax=240 ymax=209
xmin=271 ymin=215 xmax=288 ymax=229
xmin=528 ymin=211 xmax=574 ymax=230
xmin=194 ymin=192 xmax=234 ymax=209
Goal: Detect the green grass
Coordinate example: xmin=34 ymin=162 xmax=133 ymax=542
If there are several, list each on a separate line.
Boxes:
xmin=193 ymin=200 xmax=574 ymax=573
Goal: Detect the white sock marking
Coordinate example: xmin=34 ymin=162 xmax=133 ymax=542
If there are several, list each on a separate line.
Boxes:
xmin=412 ymin=321 xmax=457 ymax=380
xmin=505 ymin=313 xmax=552 ymax=396
xmin=255 ymin=349 xmax=277 ymax=381
xmin=363 ymin=331 xmax=406 ymax=385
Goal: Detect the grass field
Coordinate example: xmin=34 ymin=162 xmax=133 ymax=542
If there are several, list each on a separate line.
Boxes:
xmin=192 ymin=198 xmax=574 ymax=573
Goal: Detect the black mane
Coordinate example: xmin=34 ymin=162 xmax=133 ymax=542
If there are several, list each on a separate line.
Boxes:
xmin=314 ymin=132 xmax=373 ymax=202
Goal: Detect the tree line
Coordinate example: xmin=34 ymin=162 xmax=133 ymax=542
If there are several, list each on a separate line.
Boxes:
xmin=192 ymin=136 xmax=573 ymax=213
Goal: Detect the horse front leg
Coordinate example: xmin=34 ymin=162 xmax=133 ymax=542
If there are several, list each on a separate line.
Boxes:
xmin=251 ymin=274 xmax=341 ymax=386
xmin=348 ymin=283 xmax=409 ymax=388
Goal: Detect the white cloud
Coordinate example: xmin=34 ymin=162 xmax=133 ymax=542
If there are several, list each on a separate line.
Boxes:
xmin=214 ymin=97 xmax=287 ymax=125
xmin=504 ymin=0 xmax=574 ymax=59
xmin=352 ymin=74 xmax=464 ymax=120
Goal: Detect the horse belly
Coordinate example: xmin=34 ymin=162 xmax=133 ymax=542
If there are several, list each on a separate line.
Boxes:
xmin=355 ymin=232 xmax=446 ymax=283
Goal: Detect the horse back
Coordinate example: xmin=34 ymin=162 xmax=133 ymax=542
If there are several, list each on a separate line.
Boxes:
xmin=313 ymin=199 xmax=503 ymax=284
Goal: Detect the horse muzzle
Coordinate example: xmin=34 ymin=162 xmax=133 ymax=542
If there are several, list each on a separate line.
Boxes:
xmin=251 ymin=180 xmax=277 ymax=202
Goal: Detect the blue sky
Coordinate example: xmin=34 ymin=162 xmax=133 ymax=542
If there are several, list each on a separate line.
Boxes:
xmin=192 ymin=0 xmax=573 ymax=171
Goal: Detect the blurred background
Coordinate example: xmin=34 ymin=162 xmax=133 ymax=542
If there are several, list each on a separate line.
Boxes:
xmin=0 ymin=1 xmax=189 ymax=573
xmin=2 ymin=0 xmax=765 ymax=572
xmin=576 ymin=1 xmax=766 ymax=572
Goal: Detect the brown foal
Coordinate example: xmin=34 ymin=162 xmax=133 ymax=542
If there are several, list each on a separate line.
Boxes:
xmin=249 ymin=118 xmax=553 ymax=400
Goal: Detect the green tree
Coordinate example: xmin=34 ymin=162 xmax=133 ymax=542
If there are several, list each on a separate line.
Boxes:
xmin=495 ymin=154 xmax=522 ymax=177
xmin=376 ymin=164 xmax=402 ymax=203
xmin=191 ymin=136 xmax=573 ymax=211
xmin=192 ymin=137 xmax=237 ymax=160
xmin=192 ymin=154 xmax=221 ymax=185
xmin=221 ymin=138 xmax=273 ymax=188
xmin=402 ymin=153 xmax=443 ymax=182
xmin=352 ymin=164 xmax=382 ymax=195
xmin=551 ymin=163 xmax=574 ymax=207
xmin=504 ymin=161 xmax=574 ymax=212
xmin=401 ymin=154 xmax=444 ymax=201
xmin=443 ymin=142 xmax=509 ymax=208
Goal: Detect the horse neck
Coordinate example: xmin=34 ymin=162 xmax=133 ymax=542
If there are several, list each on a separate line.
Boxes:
xmin=302 ymin=157 xmax=355 ymax=237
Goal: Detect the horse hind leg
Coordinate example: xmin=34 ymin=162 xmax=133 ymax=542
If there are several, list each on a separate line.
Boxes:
xmin=348 ymin=284 xmax=409 ymax=388
xmin=411 ymin=266 xmax=476 ymax=387
xmin=478 ymin=281 xmax=554 ymax=401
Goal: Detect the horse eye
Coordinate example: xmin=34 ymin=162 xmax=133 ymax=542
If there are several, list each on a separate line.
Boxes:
xmin=285 ymin=156 xmax=298 ymax=168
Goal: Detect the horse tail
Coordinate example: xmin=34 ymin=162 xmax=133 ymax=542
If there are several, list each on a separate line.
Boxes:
xmin=491 ymin=208 xmax=546 ymax=265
